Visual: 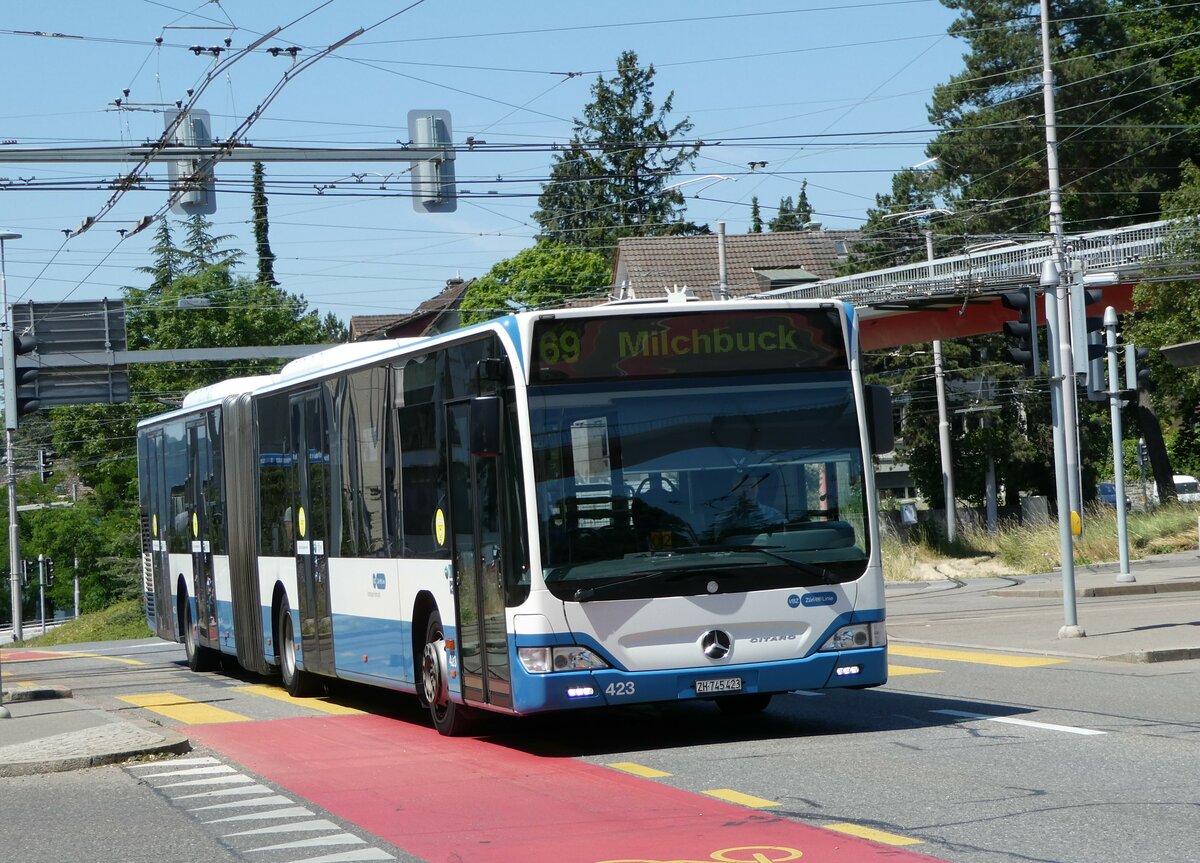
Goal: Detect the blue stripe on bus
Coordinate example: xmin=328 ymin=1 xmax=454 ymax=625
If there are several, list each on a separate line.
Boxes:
xmin=510 ymin=647 xmax=887 ymax=713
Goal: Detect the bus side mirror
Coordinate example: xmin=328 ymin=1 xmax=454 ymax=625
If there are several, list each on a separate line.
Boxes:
xmin=866 ymin=384 xmax=894 ymax=455
xmin=470 ymin=395 xmax=502 ymax=457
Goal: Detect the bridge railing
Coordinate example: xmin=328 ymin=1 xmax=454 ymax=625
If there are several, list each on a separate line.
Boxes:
xmin=764 ymin=219 xmax=1175 ymax=305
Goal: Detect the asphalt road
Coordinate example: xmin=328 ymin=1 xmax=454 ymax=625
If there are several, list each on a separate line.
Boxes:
xmin=3 ymin=592 xmax=1198 ymax=863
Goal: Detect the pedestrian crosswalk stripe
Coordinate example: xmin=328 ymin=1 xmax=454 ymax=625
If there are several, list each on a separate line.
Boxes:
xmin=234 ymin=684 xmax=365 ymax=715
xmin=890 ymin=644 xmax=1067 ymax=668
xmin=888 ymin=663 xmax=942 ymax=676
xmin=118 ymin=692 xmax=251 ymax=724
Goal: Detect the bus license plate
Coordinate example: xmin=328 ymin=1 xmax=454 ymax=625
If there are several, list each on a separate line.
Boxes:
xmin=695 ymin=677 xmax=742 ymax=694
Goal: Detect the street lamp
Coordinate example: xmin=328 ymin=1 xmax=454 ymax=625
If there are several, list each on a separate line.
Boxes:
xmin=0 ymin=230 xmax=19 ymax=720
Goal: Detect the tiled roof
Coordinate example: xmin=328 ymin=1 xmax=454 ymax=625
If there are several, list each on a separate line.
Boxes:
xmin=613 ymin=230 xmax=861 ymax=299
xmin=348 ymin=279 xmax=470 ymax=341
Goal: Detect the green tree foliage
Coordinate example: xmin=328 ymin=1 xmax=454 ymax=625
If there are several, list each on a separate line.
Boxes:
xmin=460 ymin=242 xmax=612 ymax=323
xmin=1125 ymin=160 xmax=1200 ymax=476
xmin=49 ymin=216 xmax=338 ymax=509
xmin=770 ymin=181 xmax=814 ymax=231
xmin=251 ymin=161 xmax=278 ymax=287
xmin=749 ymin=197 xmax=763 ymax=233
xmin=926 ymin=0 xmax=1188 ymax=236
xmin=534 ymin=50 xmax=705 ymax=254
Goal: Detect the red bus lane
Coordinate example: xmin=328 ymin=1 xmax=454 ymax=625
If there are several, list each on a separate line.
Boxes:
xmin=190 ymin=715 xmax=949 ymax=863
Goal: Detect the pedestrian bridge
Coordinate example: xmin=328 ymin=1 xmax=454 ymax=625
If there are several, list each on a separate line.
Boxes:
xmin=765 ymin=219 xmax=1173 ymax=350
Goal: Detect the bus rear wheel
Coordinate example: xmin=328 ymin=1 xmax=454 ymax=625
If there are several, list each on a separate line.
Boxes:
xmin=421 ymin=611 xmax=473 ymax=736
xmin=280 ymin=599 xmax=320 ymax=698
xmin=183 ymin=595 xmax=217 ymax=672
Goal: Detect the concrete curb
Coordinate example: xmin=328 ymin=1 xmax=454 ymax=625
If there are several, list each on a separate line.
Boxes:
xmin=0 ymin=719 xmax=192 ymax=778
xmin=2 ymin=684 xmax=72 ymax=702
xmin=988 ymin=579 xmax=1200 ymax=599
xmin=891 ymin=637 xmax=1200 ymax=664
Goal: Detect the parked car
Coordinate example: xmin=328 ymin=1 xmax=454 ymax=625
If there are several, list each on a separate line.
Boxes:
xmin=1098 ymin=482 xmax=1130 ymax=509
xmin=1174 ymin=474 xmax=1200 ymax=504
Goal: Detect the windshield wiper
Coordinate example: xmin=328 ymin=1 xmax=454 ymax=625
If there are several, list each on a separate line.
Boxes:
xmin=573 ymin=566 xmax=718 ymax=602
xmin=665 ymin=544 xmax=838 ymax=584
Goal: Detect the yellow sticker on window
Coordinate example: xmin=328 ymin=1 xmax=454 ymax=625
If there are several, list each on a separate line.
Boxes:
xmin=192 ymin=511 xmax=199 ymax=538
xmin=298 ymin=506 xmax=307 ymax=538
xmin=435 ymin=508 xmax=446 ymax=546
xmin=152 ymin=514 xmax=158 ymax=536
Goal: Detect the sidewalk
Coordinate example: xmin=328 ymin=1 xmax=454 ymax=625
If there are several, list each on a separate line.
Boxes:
xmin=2 ymin=551 xmax=1199 ymax=777
xmin=886 ymin=550 xmax=1200 ymax=663
xmin=0 ymin=681 xmax=189 ymax=777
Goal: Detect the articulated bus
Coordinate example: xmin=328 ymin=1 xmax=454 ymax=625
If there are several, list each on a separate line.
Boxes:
xmin=137 ymin=297 xmax=894 ymax=735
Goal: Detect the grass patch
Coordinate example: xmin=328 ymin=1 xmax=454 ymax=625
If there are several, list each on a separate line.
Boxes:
xmin=14 ymin=598 xmax=153 ymax=647
xmin=884 ymin=503 xmax=1200 ymax=581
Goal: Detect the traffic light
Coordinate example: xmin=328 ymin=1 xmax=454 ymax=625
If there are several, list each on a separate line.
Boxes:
xmin=1125 ymin=345 xmax=1152 ymax=392
xmin=1070 ymin=287 xmax=1103 ymax=381
xmin=1001 ymin=288 xmax=1039 ymax=376
xmin=38 ymin=447 xmax=54 ymax=483
xmin=3 ymin=329 xmax=40 ymax=430
xmin=45 ymin=558 xmax=54 ymax=586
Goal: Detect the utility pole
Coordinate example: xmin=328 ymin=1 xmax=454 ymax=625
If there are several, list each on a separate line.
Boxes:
xmin=1104 ymin=307 xmax=1134 ymax=583
xmin=1040 ymin=0 xmax=1084 ymax=637
xmin=1 ymin=231 xmax=23 ymax=644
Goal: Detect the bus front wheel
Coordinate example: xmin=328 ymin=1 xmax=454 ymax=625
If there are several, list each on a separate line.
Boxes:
xmin=421 ymin=611 xmax=473 ymax=736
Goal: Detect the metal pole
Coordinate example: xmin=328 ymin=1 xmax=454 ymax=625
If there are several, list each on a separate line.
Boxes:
xmin=716 ymin=222 xmax=729 ymax=301
xmin=923 ymin=229 xmax=957 ymax=543
xmin=74 ymin=554 xmax=80 ymax=619
xmin=37 ymin=553 xmax=45 ymax=635
xmin=1 ymin=232 xmax=23 ymax=644
xmin=1040 ymin=0 xmax=1084 ymax=637
xmin=1105 ymin=307 xmax=1134 ymax=582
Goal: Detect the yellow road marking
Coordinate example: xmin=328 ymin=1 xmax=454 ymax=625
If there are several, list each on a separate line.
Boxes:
xmin=607 ymin=761 xmax=672 ymax=778
xmin=825 ymin=822 xmax=924 ymax=846
xmin=0 ymin=649 xmax=143 ymax=666
xmin=888 ymin=663 xmax=943 ymax=676
xmin=703 ymin=788 xmax=780 ymax=808
xmin=234 ymin=684 xmax=364 ymax=715
xmin=890 ymin=644 xmax=1067 ymax=668
xmin=118 ymin=692 xmax=250 ymax=725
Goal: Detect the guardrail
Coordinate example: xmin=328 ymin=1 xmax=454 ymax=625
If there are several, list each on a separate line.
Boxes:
xmin=764 ymin=219 xmax=1174 ymax=306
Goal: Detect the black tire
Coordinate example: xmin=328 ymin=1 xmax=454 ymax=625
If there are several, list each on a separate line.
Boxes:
xmin=279 ymin=598 xmax=320 ymax=698
xmin=715 ymin=692 xmax=773 ymax=715
xmin=421 ymin=611 xmax=474 ymax=736
xmin=183 ymin=595 xmax=217 ymax=672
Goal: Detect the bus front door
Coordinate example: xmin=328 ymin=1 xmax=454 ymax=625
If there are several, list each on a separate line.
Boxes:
xmin=142 ymin=430 xmax=174 ymax=637
xmin=447 ymin=401 xmax=512 ymax=710
xmin=291 ymin=391 xmax=335 ymax=678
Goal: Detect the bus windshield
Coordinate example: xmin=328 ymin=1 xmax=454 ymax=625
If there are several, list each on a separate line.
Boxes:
xmin=530 ymin=372 xmax=871 ymax=602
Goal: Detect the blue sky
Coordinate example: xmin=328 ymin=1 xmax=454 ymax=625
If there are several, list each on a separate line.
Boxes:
xmin=0 ymin=0 xmax=964 ymax=326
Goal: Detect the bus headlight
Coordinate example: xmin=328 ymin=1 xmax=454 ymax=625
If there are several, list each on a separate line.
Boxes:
xmin=518 ymin=646 xmax=611 ymax=674
xmin=819 ymin=622 xmax=886 ymax=652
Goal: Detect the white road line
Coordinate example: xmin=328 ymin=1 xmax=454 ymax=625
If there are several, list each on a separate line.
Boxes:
xmin=189 ymin=795 xmax=296 ymax=812
xmin=172 ymin=784 xmax=276 ymax=800
xmin=225 ymin=819 xmax=342 ymax=837
xmin=250 ymin=834 xmax=367 ymax=852
xmin=933 ymin=709 xmax=1106 ymax=736
xmin=156 ymin=774 xmax=258 ymax=789
xmin=279 ymin=850 xmax=395 ymax=863
xmin=133 ymin=765 xmax=237 ymax=779
xmin=128 ymin=756 xmax=221 ymax=770
xmin=205 ymin=807 xmax=314 ymax=824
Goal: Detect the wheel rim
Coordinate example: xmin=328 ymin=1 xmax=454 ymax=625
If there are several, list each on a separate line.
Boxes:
xmin=184 ymin=604 xmax=196 ymax=659
xmin=282 ymin=615 xmax=297 ymax=682
xmin=422 ymin=624 xmax=447 ymax=715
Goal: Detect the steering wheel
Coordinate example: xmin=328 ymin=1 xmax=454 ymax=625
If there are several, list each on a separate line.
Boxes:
xmin=636 ymin=475 xmax=679 ymax=497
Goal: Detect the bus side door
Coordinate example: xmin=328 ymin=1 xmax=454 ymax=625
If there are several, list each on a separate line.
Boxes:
xmin=447 ymin=400 xmax=512 ymax=710
xmin=142 ymin=430 xmax=174 ymax=638
xmin=290 ymin=390 xmax=335 ymax=677
xmin=187 ymin=421 xmax=217 ymax=645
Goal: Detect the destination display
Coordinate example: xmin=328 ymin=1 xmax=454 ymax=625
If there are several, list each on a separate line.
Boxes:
xmin=530 ymin=309 xmax=847 ymax=383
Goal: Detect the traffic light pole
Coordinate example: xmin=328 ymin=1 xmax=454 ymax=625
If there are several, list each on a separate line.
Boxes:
xmin=1104 ymin=307 xmax=1134 ymax=582
xmin=0 ymin=232 xmax=22 ymax=644
xmin=1040 ymin=0 xmax=1083 ymax=637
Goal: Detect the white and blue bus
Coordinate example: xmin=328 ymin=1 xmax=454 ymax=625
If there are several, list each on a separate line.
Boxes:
xmin=137 ymin=297 xmax=894 ymax=734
